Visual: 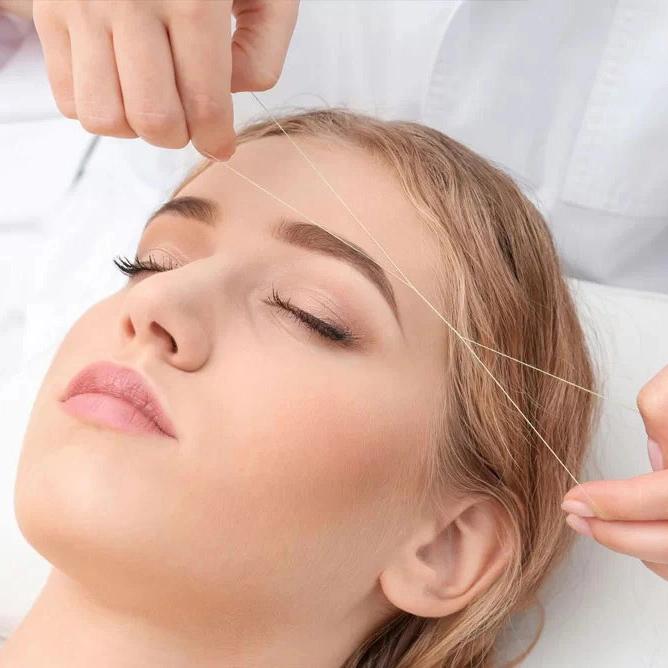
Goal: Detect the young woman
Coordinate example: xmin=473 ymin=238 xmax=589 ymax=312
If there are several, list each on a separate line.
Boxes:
xmin=0 ymin=108 xmax=612 ymax=667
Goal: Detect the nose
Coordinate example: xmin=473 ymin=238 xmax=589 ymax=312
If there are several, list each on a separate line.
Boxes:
xmin=117 ymin=270 xmax=212 ymax=372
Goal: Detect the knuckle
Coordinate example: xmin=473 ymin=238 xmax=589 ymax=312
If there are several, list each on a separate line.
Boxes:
xmin=127 ymin=108 xmax=180 ymax=140
xmin=185 ymin=93 xmax=227 ymax=126
xmin=78 ymin=111 xmax=128 ymax=136
xmin=160 ymin=131 xmax=190 ymax=150
xmin=55 ymin=96 xmax=77 ymax=119
xmin=49 ymin=74 xmax=75 ymax=110
xmin=172 ymin=132 xmax=190 ymax=149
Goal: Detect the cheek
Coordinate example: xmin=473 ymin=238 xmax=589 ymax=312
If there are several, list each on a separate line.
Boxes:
xmin=17 ymin=297 xmax=122 ymax=475
xmin=14 ymin=298 xmax=176 ymax=569
xmin=193 ymin=347 xmax=426 ymax=545
xmin=33 ymin=293 xmax=125 ymax=389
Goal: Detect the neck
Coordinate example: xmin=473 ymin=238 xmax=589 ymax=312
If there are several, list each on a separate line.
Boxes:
xmin=0 ymin=568 xmax=370 ymax=668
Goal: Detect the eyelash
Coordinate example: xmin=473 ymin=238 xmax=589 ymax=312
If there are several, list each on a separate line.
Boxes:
xmin=112 ymin=254 xmax=357 ymax=347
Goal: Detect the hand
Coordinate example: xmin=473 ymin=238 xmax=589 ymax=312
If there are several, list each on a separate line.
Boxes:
xmin=31 ymin=0 xmax=299 ymax=159
xmin=562 ymin=365 xmax=668 ymax=580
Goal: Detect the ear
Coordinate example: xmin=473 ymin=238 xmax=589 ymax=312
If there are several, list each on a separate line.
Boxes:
xmin=378 ymin=497 xmax=512 ymax=618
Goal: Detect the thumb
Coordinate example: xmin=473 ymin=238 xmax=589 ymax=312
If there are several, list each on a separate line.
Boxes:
xmin=637 ymin=365 xmax=668 ymax=472
xmin=230 ymin=0 xmax=299 ymax=93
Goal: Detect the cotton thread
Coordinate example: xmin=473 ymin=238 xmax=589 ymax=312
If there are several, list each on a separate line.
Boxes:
xmin=223 ymin=92 xmax=618 ymax=517
xmin=247 ymin=94 xmax=638 ymax=410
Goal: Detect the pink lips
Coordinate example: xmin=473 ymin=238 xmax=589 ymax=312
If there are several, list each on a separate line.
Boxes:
xmin=59 ymin=361 xmax=177 ymax=439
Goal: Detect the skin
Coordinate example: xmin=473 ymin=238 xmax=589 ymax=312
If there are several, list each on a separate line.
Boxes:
xmin=0 ymin=0 xmax=300 ymax=159
xmin=562 ymin=364 xmax=668 ymax=581
xmin=0 ymin=0 xmax=31 ymax=19
xmin=1 ymin=136 xmax=510 ymax=668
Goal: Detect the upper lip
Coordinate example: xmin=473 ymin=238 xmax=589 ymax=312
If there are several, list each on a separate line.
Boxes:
xmin=60 ymin=361 xmax=177 ymax=438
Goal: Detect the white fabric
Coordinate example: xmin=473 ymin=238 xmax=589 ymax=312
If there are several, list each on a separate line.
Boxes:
xmin=1 ymin=0 xmax=667 ymax=662
xmin=423 ymin=0 xmax=668 ymax=293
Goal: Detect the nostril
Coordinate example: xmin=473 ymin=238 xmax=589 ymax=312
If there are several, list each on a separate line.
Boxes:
xmin=123 ymin=318 xmax=136 ymax=338
xmin=149 ymin=321 xmax=178 ymax=354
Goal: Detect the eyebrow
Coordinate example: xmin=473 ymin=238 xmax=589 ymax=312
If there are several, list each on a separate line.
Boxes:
xmin=145 ymin=196 xmax=219 ymax=230
xmin=144 ymin=196 xmax=402 ymax=330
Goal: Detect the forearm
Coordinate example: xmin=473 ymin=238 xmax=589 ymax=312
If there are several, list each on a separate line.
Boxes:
xmin=0 ymin=0 xmax=33 ymax=20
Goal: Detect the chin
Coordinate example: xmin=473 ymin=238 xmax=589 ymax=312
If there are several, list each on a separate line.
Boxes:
xmin=16 ymin=399 xmax=124 ymax=572
xmin=15 ymin=420 xmax=98 ymax=575
xmin=15 ymin=392 xmax=177 ymax=594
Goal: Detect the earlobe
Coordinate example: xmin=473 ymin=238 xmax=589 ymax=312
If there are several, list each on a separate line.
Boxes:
xmin=379 ymin=498 xmax=512 ymax=619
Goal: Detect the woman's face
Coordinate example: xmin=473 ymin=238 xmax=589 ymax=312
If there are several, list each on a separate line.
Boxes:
xmin=15 ymin=135 xmax=447 ymax=633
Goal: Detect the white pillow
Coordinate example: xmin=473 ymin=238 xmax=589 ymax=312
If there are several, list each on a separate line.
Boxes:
xmin=500 ymin=280 xmax=668 ymax=666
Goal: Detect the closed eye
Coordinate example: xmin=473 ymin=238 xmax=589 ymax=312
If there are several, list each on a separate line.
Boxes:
xmin=263 ymin=286 xmax=357 ymax=346
xmin=112 ymin=253 xmax=359 ymax=347
xmin=113 ymin=253 xmax=177 ymax=276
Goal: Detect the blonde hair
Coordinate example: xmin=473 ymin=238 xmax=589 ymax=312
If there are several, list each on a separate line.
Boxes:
xmin=178 ymin=109 xmax=598 ymax=667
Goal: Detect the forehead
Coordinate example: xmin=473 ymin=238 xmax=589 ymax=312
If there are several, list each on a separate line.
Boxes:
xmin=179 ymin=134 xmax=446 ymax=351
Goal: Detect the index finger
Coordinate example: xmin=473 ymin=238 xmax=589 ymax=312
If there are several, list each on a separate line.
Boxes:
xmin=563 ymin=469 xmax=668 ymax=521
xmin=167 ymin=1 xmax=235 ymax=160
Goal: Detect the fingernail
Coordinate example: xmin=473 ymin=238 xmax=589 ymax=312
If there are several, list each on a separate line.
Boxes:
xmin=647 ymin=438 xmax=664 ymax=472
xmin=561 ymin=499 xmax=595 ymax=517
xmin=565 ymin=513 xmax=593 ymax=537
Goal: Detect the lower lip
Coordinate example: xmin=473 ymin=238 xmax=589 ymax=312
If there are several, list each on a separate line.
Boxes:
xmin=60 ymin=393 xmax=171 ymax=438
